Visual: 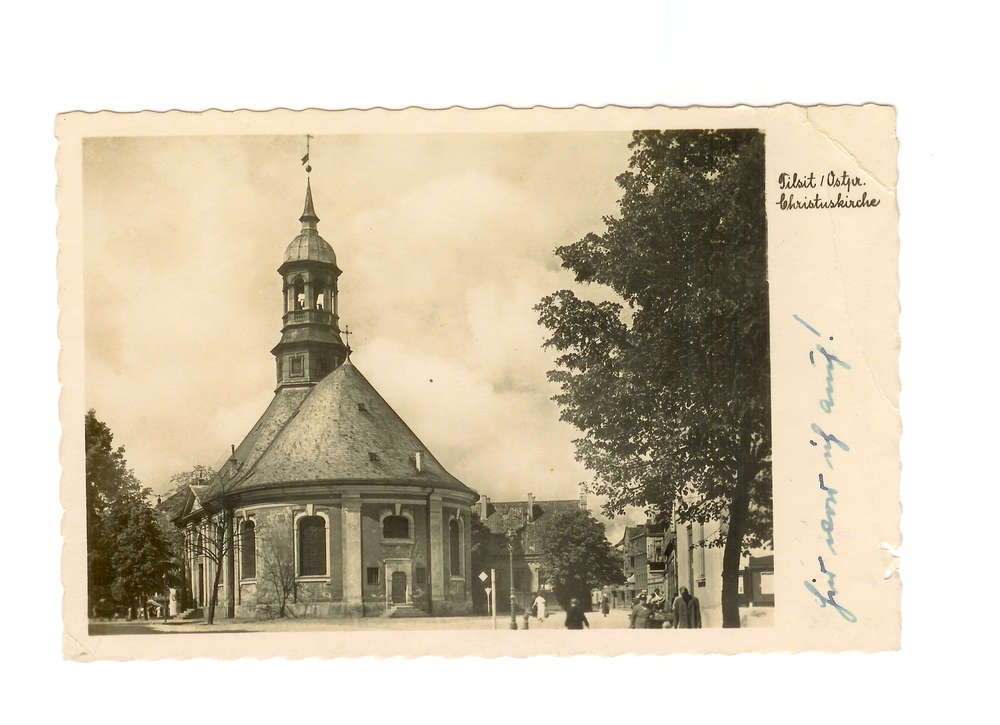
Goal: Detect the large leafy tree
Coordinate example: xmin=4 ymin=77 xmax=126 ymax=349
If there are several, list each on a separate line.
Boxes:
xmin=533 ymin=508 xmax=625 ymax=609
xmin=108 ymin=497 xmax=171 ymax=615
xmin=86 ymin=409 xmax=170 ymax=617
xmin=536 ymin=129 xmax=772 ymax=627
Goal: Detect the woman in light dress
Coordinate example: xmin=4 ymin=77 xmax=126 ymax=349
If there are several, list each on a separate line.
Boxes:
xmin=533 ymin=593 xmax=547 ymax=622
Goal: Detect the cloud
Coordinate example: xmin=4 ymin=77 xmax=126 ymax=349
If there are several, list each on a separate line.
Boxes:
xmin=82 ymin=130 xmax=638 ymax=531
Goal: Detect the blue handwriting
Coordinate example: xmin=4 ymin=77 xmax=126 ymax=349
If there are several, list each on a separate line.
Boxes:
xmin=804 ymin=556 xmax=857 ymax=623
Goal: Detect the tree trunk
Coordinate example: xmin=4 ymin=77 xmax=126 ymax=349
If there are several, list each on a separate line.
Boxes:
xmin=206 ymin=558 xmax=224 ymax=624
xmin=225 ymin=511 xmax=235 ymax=619
xmin=721 ymin=489 xmax=747 ymax=628
xmin=206 ymin=524 xmax=225 ymax=624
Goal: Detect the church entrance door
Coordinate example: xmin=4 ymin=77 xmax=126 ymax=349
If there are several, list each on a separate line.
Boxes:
xmin=391 ymin=571 xmax=407 ymax=604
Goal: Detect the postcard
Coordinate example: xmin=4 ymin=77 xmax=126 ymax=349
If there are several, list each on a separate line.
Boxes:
xmin=58 ymin=105 xmax=899 ymax=659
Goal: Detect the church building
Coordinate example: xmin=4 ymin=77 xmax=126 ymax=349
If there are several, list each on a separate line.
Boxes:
xmin=175 ymin=180 xmax=478 ymax=619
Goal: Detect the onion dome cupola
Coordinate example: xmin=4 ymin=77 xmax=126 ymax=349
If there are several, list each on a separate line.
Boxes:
xmin=271 ymin=180 xmax=348 ymax=390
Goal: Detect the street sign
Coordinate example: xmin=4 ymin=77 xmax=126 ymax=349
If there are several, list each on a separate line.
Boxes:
xmin=478 ymin=571 xmax=488 ymax=582
xmin=484 ymin=587 xmax=491 ymax=595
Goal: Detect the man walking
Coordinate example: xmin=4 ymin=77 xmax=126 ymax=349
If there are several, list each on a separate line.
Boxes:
xmin=672 ymin=587 xmax=702 ymax=629
xmin=564 ymin=598 xmax=590 ymax=629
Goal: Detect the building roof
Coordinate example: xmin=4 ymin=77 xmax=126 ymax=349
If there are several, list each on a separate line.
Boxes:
xmin=282 ymin=179 xmax=337 ymax=267
xmin=197 ymin=358 xmax=475 ymax=504
xmin=480 ymin=499 xmax=586 ymax=553
xmin=181 ymin=181 xmax=474 ymax=518
xmin=283 ymin=228 xmax=337 ymax=267
xmin=155 ymin=488 xmax=188 ymax=521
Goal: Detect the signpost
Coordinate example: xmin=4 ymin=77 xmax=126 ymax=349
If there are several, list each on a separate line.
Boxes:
xmin=480 ymin=569 xmax=498 ymax=630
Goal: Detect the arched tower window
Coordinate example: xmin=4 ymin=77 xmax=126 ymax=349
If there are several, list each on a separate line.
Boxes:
xmin=240 ymin=520 xmax=256 ymax=579
xmin=449 ymin=519 xmax=461 ymax=575
xmin=298 ymin=516 xmax=326 ymax=576
xmin=383 ymin=515 xmax=409 ymax=539
xmin=315 ymin=279 xmax=328 ymax=310
xmin=294 ymin=278 xmax=305 ymax=310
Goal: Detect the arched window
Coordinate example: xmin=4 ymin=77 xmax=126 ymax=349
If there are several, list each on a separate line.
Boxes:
xmin=240 ymin=520 xmax=256 ymax=579
xmin=294 ymin=278 xmax=305 ymax=310
xmin=383 ymin=515 xmax=409 ymax=539
xmin=299 ymin=516 xmax=326 ymax=576
xmin=450 ymin=519 xmax=461 ymax=575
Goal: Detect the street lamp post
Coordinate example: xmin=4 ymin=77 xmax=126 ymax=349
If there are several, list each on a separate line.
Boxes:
xmin=507 ymin=529 xmax=517 ymax=630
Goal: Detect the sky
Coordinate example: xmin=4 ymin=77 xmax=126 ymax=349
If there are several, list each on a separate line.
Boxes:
xmin=82 ymin=131 xmax=646 ymax=538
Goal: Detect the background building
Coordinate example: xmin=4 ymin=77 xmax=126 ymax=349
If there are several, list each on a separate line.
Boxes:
xmin=473 ymin=491 xmax=587 ymax=614
xmin=674 ymin=515 xmax=774 ymax=627
xmin=604 ymin=521 xmax=675 ymax=610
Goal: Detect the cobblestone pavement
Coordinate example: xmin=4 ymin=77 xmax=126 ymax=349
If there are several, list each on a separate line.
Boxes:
xmin=88 ymin=607 xmax=647 ymax=635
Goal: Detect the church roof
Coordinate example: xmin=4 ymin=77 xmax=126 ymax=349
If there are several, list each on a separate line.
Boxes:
xmin=186 ymin=180 xmax=475 ymax=514
xmin=281 ymin=179 xmax=338 ymax=268
xmin=203 ymin=359 xmax=474 ymax=501
xmin=283 ymin=229 xmax=337 ymax=267
xmin=228 ymin=386 xmax=312 ymax=475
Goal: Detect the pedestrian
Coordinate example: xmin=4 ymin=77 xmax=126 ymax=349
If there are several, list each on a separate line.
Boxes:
xmin=564 ymin=597 xmax=590 ymax=629
xmin=672 ymin=587 xmax=702 ymax=629
xmin=629 ymin=593 xmax=652 ymax=629
xmin=649 ymin=588 xmax=665 ymax=611
xmin=601 ymin=592 xmax=610 ymax=617
xmin=533 ymin=592 xmax=547 ymax=622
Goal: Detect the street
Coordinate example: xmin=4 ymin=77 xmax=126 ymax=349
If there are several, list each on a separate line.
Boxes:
xmin=89 ymin=607 xmax=644 ymax=635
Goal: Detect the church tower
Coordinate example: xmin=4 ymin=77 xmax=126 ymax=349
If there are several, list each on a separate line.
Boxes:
xmin=177 ymin=169 xmax=477 ymax=621
xmin=271 ymin=180 xmax=348 ymax=389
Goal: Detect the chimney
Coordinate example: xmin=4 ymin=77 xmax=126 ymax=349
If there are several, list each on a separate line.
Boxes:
xmin=414 ymin=451 xmax=423 ymax=472
xmin=479 ymin=495 xmax=490 ymax=520
xmin=579 ymin=484 xmax=588 ymax=511
xmin=527 ymin=493 xmax=535 ymax=522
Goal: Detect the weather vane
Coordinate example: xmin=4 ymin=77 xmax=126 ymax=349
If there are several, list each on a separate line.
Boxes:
xmin=301 ymin=134 xmax=312 ymax=173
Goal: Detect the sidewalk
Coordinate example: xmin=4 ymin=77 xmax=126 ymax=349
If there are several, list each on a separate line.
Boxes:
xmin=88 ymin=607 xmax=637 ymax=635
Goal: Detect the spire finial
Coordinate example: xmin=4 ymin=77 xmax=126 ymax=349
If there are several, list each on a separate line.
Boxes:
xmin=301 ymin=134 xmax=312 ymax=173
xmin=343 ymin=325 xmax=353 ymax=362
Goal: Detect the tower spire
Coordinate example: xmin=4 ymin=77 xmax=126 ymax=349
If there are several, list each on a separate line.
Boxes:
xmin=274 ymin=172 xmax=346 ymax=391
xmin=299 ymin=178 xmax=319 ymax=227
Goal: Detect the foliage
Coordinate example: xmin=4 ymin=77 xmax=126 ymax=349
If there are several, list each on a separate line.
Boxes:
xmin=108 ymin=498 xmax=170 ymax=610
xmin=86 ymin=409 xmax=169 ymax=617
xmin=470 ymin=513 xmax=496 ymax=614
xmin=532 ymin=508 xmax=625 ymax=609
xmin=535 ymin=129 xmax=772 ymax=627
xmin=165 ymin=465 xmax=217 ymax=499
